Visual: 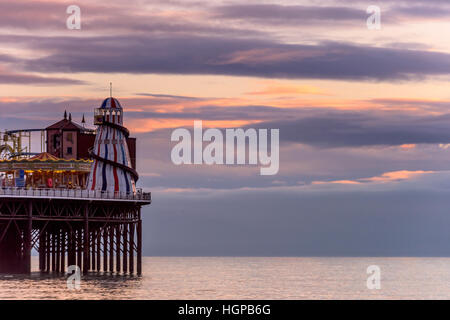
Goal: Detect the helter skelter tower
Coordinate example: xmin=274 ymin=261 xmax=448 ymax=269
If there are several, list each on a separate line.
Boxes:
xmin=88 ymin=96 xmax=137 ymax=195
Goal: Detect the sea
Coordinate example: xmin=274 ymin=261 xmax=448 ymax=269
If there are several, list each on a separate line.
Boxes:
xmin=0 ymin=257 xmax=449 ymax=299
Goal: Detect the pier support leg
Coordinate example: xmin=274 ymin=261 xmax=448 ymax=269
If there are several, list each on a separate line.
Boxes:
xmin=46 ymin=231 xmax=50 ymax=273
xmin=51 ymin=233 xmax=56 ymax=272
xmin=97 ymin=229 xmax=101 ymax=272
xmin=77 ymin=229 xmax=82 ymax=271
xmin=83 ymin=206 xmax=89 ymax=275
xmin=129 ymin=223 xmax=134 ymax=274
xmin=137 ymin=208 xmax=142 ymax=276
xmin=109 ymin=226 xmax=114 ymax=272
xmin=0 ymin=224 xmax=23 ymax=273
xmin=61 ymin=230 xmax=65 ymax=274
xmin=116 ymin=224 xmax=121 ymax=273
xmin=103 ymin=227 xmax=108 ymax=272
xmin=123 ymin=223 xmax=128 ymax=274
xmin=91 ymin=230 xmax=96 ymax=271
xmin=56 ymin=230 xmax=61 ymax=273
xmin=39 ymin=230 xmax=45 ymax=272
xmin=24 ymin=201 xmax=32 ymax=273
xmin=68 ymin=230 xmax=75 ymax=267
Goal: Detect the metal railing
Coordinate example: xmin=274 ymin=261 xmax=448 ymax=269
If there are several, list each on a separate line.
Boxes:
xmin=0 ymin=187 xmax=151 ymax=202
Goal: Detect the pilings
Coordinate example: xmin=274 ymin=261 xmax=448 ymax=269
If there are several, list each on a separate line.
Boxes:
xmin=37 ymin=223 xmax=140 ymax=275
xmin=0 ymin=198 xmax=147 ymax=275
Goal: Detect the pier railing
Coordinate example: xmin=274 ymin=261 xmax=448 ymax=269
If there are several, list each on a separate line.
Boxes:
xmin=0 ymin=187 xmax=151 ymax=202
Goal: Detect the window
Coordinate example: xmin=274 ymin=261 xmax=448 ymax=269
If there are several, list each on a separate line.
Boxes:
xmin=53 ymin=135 xmax=60 ymax=149
xmin=66 ymin=132 xmax=73 ymax=142
xmin=67 ymin=147 xmax=72 ymax=155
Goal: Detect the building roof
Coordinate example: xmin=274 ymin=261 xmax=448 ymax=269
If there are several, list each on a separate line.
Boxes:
xmin=46 ymin=118 xmax=84 ymax=131
xmin=100 ymin=97 xmax=122 ymax=109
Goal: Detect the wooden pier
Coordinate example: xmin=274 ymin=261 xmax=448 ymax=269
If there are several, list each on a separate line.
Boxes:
xmin=0 ymin=192 xmax=150 ymax=274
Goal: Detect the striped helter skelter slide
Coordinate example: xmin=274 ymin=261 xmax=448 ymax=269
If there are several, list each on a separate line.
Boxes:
xmin=87 ymin=97 xmax=138 ymax=194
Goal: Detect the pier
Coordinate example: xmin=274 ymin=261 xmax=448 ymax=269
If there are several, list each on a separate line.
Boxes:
xmin=0 ymin=96 xmax=150 ymax=274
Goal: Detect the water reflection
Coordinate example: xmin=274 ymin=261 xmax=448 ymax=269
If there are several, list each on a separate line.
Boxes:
xmin=1 ymin=257 xmax=450 ymax=299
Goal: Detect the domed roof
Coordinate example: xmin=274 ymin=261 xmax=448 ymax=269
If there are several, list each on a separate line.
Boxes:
xmin=100 ymin=97 xmax=122 ymax=109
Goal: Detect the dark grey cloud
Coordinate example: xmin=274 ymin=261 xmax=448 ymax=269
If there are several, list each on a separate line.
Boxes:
xmin=4 ymin=96 xmax=450 ymax=149
xmin=136 ymin=127 xmax=450 ymax=191
xmin=3 ymin=96 xmax=450 ymax=150
xmin=213 ymin=3 xmax=450 ymax=26
xmin=0 ymin=98 xmax=96 ymax=117
xmin=109 ymin=103 xmax=442 ymax=150
xmin=131 ymin=103 xmax=450 ymax=148
xmin=127 ymin=105 xmax=293 ymax=121
xmin=0 ymin=96 xmax=292 ymax=127
xmin=0 ymin=0 xmax=262 ymax=38
xmin=135 ymin=93 xmax=201 ymax=100
xmin=0 ymin=72 xmax=85 ymax=85
xmin=0 ymin=1 xmax=68 ymax=30
xmin=213 ymin=4 xmax=366 ymax=24
xmin=0 ymin=0 xmax=448 ymax=39
xmin=4 ymin=34 xmax=450 ymax=81
xmin=393 ymin=5 xmax=450 ymax=18
xmin=251 ymin=111 xmax=450 ymax=147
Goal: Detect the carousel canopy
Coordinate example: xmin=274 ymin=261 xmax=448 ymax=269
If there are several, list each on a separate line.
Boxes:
xmin=0 ymin=152 xmax=92 ymax=172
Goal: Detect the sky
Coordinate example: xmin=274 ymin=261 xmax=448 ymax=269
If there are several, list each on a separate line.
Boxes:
xmin=2 ymin=0 xmax=450 ymax=256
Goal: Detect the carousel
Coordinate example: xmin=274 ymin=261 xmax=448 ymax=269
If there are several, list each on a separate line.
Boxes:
xmin=0 ymin=152 xmax=92 ymax=189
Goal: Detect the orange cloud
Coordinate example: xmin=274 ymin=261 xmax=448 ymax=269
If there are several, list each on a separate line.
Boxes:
xmin=247 ymin=84 xmax=326 ymax=96
xmin=313 ymin=170 xmax=434 ymax=185
xmin=399 ymin=144 xmax=416 ymax=150
xmin=312 ymin=180 xmax=361 ymax=185
xmin=126 ymin=118 xmax=261 ymax=133
xmin=363 ymin=170 xmax=433 ymax=183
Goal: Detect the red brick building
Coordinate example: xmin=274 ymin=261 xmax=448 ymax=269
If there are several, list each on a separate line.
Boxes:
xmin=45 ymin=112 xmax=136 ymax=169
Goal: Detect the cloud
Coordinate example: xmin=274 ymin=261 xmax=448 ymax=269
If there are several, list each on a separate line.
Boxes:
xmin=364 ymin=170 xmax=433 ymax=182
xmin=368 ymin=98 xmax=450 ymax=112
xmin=0 ymin=0 xmax=261 ymax=37
xmin=135 ymin=93 xmax=201 ymax=100
xmin=213 ymin=3 xmax=450 ymax=26
xmin=399 ymin=144 xmax=416 ymax=150
xmin=4 ymin=96 xmax=446 ymax=193
xmin=0 ymin=66 xmax=85 ymax=85
xmin=3 ymin=96 xmax=450 ymax=149
xmin=246 ymin=83 xmax=327 ymax=96
xmin=392 ymin=5 xmax=450 ymax=19
xmin=2 ymin=0 xmax=449 ymax=35
xmin=250 ymin=111 xmax=450 ymax=147
xmin=2 ymin=34 xmax=450 ymax=81
xmin=313 ymin=170 xmax=434 ymax=185
xmin=213 ymin=4 xmax=371 ymax=25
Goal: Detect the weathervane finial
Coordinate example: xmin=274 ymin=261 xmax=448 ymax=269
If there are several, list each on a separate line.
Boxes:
xmin=110 ymin=82 xmax=112 ymax=98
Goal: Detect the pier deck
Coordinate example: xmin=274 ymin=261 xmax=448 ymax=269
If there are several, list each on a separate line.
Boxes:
xmin=0 ymin=188 xmax=150 ymax=274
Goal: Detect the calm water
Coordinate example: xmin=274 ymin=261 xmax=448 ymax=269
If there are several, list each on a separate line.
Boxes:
xmin=0 ymin=257 xmax=450 ymax=299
